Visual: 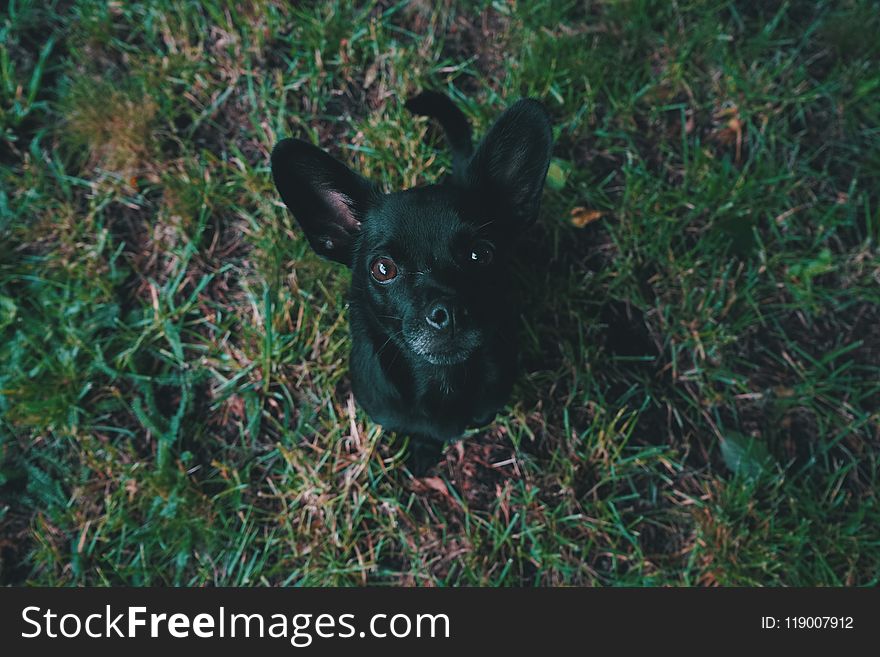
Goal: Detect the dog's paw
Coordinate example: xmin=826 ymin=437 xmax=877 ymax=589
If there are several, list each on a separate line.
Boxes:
xmin=404 ymin=439 xmax=445 ymax=478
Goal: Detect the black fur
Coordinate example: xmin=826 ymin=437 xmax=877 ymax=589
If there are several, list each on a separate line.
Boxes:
xmin=405 ymin=91 xmax=473 ymax=179
xmin=271 ymin=92 xmax=552 ymax=469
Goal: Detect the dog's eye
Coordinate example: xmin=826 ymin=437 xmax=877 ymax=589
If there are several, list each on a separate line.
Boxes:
xmin=469 ymin=241 xmax=494 ymax=266
xmin=370 ymin=257 xmax=398 ymax=283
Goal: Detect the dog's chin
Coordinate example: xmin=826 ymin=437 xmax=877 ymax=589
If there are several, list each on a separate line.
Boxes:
xmin=417 ymin=349 xmax=472 ymax=366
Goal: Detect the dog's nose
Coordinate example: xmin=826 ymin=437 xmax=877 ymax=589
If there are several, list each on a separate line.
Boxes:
xmin=425 ymin=302 xmax=452 ymax=331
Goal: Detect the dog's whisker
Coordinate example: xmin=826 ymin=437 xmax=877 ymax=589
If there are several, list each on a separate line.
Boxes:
xmin=375 ymin=329 xmax=405 ymax=357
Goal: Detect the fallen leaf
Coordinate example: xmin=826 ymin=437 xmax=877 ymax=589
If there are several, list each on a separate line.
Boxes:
xmin=772 ymin=386 xmax=796 ymax=398
xmin=714 ymin=105 xmax=739 ymax=120
xmin=363 ymin=62 xmax=379 ymax=89
xmin=0 ymin=295 xmax=16 ymax=331
xmin=412 ymin=476 xmax=456 ymax=505
xmin=712 ymin=105 xmax=743 ymax=162
xmin=125 ymin=478 xmax=138 ymax=502
xmin=546 ymin=158 xmax=571 ymax=190
xmin=570 ymin=206 xmax=605 ymax=228
xmin=720 ymin=431 xmax=773 ymax=479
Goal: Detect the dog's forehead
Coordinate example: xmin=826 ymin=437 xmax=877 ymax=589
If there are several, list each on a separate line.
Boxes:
xmin=365 ymin=187 xmax=473 ymax=251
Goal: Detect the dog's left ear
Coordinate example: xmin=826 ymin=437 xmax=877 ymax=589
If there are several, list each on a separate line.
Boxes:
xmin=466 ymin=99 xmax=553 ymax=228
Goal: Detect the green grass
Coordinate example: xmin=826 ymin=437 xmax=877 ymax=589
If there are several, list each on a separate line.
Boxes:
xmin=1 ymin=0 xmax=878 ymax=586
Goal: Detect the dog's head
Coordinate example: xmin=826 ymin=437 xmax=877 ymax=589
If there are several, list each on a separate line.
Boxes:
xmin=271 ymin=98 xmax=552 ymax=366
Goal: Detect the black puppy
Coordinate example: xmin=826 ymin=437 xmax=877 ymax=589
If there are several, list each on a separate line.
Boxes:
xmin=271 ymin=91 xmax=552 ymax=467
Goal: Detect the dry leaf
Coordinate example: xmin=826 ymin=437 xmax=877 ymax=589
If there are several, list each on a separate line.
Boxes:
xmin=570 ymin=207 xmax=605 ymax=228
xmin=363 ymin=63 xmax=379 ymax=89
xmin=712 ymin=105 xmax=743 ymax=163
xmin=412 ymin=476 xmax=456 ymax=505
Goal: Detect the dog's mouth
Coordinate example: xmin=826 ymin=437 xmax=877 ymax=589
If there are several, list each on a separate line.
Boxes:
xmin=417 ymin=348 xmax=472 ymax=366
xmin=405 ymin=329 xmax=480 ymax=366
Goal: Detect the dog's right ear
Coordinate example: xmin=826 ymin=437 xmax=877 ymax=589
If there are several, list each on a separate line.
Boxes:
xmin=271 ymin=138 xmax=379 ymax=266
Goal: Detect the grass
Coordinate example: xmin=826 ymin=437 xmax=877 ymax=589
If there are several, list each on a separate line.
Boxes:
xmin=1 ymin=0 xmax=878 ymax=586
